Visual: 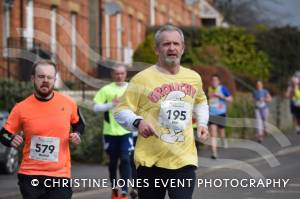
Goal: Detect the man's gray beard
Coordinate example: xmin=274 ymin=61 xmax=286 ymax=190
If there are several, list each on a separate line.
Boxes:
xmin=165 ymin=57 xmax=180 ymax=66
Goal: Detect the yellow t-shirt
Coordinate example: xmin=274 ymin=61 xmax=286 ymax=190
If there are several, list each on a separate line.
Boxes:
xmin=116 ymin=65 xmax=207 ymax=169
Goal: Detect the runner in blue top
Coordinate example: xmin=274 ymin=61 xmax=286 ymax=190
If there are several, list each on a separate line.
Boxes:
xmin=253 ymin=81 xmax=272 ymax=142
xmin=208 ymin=74 xmax=233 ymax=159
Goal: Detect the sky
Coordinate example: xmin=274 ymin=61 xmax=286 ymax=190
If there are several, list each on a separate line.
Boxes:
xmin=262 ymin=0 xmax=300 ymax=28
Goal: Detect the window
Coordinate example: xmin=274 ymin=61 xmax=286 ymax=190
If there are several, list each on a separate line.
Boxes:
xmin=71 ymin=13 xmax=77 ymax=68
xmin=50 ymin=6 xmax=57 ymax=60
xmin=25 ymin=0 xmax=34 ymax=49
xmin=202 ymin=18 xmax=217 ymax=27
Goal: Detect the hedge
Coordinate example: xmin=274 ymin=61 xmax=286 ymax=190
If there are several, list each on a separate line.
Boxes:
xmin=0 ymin=78 xmax=32 ymax=111
xmin=70 ymin=106 xmax=105 ymax=163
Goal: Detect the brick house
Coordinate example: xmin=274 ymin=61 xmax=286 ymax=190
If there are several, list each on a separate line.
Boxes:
xmin=100 ymin=0 xmax=203 ymax=65
xmin=0 ymin=0 xmax=223 ymax=82
xmin=0 ymin=0 xmax=94 ymax=82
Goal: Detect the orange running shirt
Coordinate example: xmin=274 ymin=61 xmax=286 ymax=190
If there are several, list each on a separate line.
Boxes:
xmin=3 ymin=91 xmax=79 ymax=178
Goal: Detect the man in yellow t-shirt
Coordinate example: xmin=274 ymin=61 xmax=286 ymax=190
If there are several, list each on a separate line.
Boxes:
xmin=114 ymin=25 xmax=209 ymax=199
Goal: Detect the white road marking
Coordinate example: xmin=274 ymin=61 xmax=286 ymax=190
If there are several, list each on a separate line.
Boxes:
xmin=288 ymin=183 xmax=300 ymax=187
xmin=276 ymin=146 xmax=300 ymax=156
xmin=73 ymin=188 xmax=110 ymax=198
xmin=266 ymin=190 xmax=300 ymax=194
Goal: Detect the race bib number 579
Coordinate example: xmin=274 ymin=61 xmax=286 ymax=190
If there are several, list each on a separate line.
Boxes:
xmin=29 ymin=136 xmax=60 ymax=162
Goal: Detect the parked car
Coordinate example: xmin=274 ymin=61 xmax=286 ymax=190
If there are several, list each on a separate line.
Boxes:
xmin=0 ymin=111 xmax=19 ymax=174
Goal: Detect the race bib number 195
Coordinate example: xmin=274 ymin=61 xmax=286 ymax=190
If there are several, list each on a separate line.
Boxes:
xmin=159 ymin=100 xmax=192 ymax=130
xmin=29 ymin=136 xmax=60 ymax=162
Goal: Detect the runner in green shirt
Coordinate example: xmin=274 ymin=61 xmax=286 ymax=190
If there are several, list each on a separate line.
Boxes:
xmin=93 ymin=65 xmax=133 ymax=199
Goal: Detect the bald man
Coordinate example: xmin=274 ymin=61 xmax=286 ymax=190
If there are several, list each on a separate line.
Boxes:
xmin=93 ymin=65 xmax=133 ymax=199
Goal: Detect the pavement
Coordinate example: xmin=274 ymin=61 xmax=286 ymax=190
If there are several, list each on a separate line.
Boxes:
xmin=0 ymin=130 xmax=300 ymax=199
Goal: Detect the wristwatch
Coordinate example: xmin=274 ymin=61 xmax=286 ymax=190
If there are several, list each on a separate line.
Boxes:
xmin=133 ymin=119 xmax=142 ymax=129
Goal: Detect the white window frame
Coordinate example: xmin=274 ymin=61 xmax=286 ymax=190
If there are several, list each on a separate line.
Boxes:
xmin=71 ymin=13 xmax=77 ymax=69
xmin=105 ymin=13 xmax=110 ymax=58
xmin=50 ymin=6 xmax=57 ymax=60
xmin=25 ymin=0 xmax=34 ymax=49
xmin=127 ymin=15 xmax=132 ymax=48
xmin=116 ymin=13 xmax=122 ymax=62
xmin=3 ymin=2 xmax=10 ymax=57
xmin=150 ymin=0 xmax=156 ymax=26
xmin=123 ymin=47 xmax=133 ymax=65
xmin=137 ymin=20 xmax=142 ymax=44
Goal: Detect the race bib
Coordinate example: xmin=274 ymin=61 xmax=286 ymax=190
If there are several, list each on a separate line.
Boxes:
xmin=293 ymin=99 xmax=300 ymax=107
xmin=159 ymin=100 xmax=192 ymax=131
xmin=209 ymin=98 xmax=220 ymax=108
xmin=256 ymin=101 xmax=266 ymax=108
xmin=29 ymin=136 xmax=60 ymax=162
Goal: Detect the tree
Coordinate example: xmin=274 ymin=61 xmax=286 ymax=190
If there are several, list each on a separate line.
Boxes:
xmin=255 ymin=26 xmax=300 ymax=87
xmin=213 ymin=0 xmax=284 ymax=28
xmin=133 ymin=33 xmax=156 ymax=65
xmin=0 ymin=79 xmax=32 ymax=111
xmin=195 ymin=27 xmax=271 ymax=79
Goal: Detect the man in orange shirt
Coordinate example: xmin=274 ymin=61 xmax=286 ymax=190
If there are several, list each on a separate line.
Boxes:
xmin=0 ymin=60 xmax=85 ymax=199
